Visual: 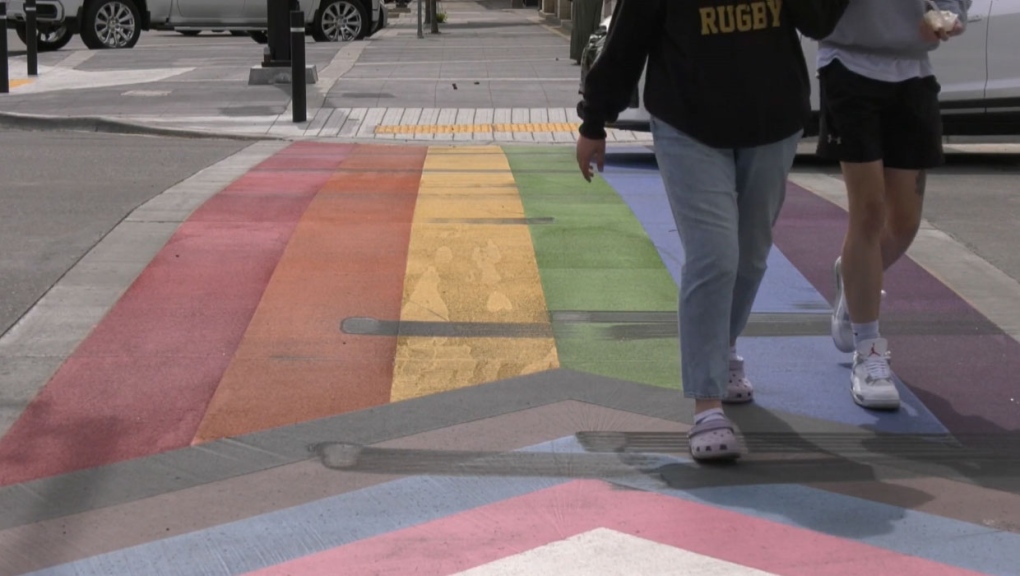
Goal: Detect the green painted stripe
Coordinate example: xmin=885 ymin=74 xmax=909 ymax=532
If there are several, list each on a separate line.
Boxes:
xmin=503 ymin=147 xmax=680 ymax=390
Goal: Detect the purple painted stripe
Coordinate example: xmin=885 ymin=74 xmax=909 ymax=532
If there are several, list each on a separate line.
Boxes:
xmin=775 ymin=183 xmax=1020 ymax=435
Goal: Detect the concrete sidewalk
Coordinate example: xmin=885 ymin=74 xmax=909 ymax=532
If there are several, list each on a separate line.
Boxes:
xmin=1 ymin=1 xmax=652 ymax=143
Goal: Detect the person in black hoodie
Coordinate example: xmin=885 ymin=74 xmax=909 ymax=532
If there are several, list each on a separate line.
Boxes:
xmin=576 ymin=0 xmax=848 ymax=462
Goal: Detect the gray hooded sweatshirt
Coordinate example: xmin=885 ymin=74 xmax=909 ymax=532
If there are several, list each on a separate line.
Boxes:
xmin=818 ymin=0 xmax=971 ymax=82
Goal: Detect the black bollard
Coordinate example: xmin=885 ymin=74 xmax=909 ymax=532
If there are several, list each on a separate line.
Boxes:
xmin=1 ymin=1 xmax=9 ymax=93
xmin=25 ymin=0 xmax=37 ymax=76
xmin=266 ymin=0 xmax=290 ymax=65
xmin=290 ymin=9 xmax=305 ymax=123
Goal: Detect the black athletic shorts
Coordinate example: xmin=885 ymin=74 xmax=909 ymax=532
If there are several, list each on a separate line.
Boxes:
xmin=816 ymin=59 xmax=945 ymax=170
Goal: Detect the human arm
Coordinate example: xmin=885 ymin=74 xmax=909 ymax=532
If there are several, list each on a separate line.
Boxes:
xmin=576 ymin=0 xmax=660 ymax=141
xmin=783 ymin=0 xmax=851 ymax=40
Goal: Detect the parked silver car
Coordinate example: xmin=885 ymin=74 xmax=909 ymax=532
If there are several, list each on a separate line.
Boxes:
xmin=4 ymin=0 xmax=388 ymax=51
xmin=581 ymin=0 xmax=1020 ymax=135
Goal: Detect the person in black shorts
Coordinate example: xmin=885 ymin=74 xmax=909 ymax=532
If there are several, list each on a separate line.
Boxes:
xmin=814 ymin=0 xmax=968 ymax=411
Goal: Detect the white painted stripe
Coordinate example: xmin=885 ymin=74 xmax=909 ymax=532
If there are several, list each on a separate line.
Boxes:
xmin=453 ymin=528 xmax=777 ymax=576
xmin=789 ymin=171 xmax=1020 ymax=344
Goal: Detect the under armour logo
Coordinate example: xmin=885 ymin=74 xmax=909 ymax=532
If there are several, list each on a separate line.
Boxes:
xmin=827 ymin=135 xmax=842 ymax=145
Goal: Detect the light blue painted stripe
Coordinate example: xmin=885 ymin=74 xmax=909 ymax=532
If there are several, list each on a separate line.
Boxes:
xmin=600 ymin=161 xmax=832 ymax=314
xmin=25 ymin=439 xmax=578 ymax=576
xmin=30 ymin=437 xmax=1014 ymax=575
xmin=739 ymin=336 xmax=949 ymax=435
xmin=620 ymin=468 xmax=1017 ymax=576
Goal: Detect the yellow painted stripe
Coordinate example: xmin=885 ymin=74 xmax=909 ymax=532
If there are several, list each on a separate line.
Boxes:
xmin=10 ymin=79 xmax=33 ymax=88
xmin=375 ymin=123 xmax=580 ymax=134
xmin=391 ymin=145 xmax=559 ymax=402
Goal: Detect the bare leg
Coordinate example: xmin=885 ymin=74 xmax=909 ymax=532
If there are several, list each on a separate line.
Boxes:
xmin=840 ymin=161 xmax=886 ymax=324
xmin=695 ymin=399 xmax=723 ymax=413
xmin=880 ymin=169 xmax=925 ymax=270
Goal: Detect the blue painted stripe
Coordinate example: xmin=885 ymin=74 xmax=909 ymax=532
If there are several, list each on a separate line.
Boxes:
xmin=620 ymin=467 xmax=1016 ymax=575
xmin=598 ymin=159 xmax=949 ymax=436
xmin=30 ymin=437 xmax=1015 ymax=575
xmin=739 ymin=336 xmax=949 ymax=435
xmin=600 ymin=162 xmax=832 ymax=314
xmin=25 ymin=440 xmax=578 ymax=576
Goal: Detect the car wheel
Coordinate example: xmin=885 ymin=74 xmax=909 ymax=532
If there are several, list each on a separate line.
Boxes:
xmin=178 ymin=30 xmax=201 ymax=36
xmin=312 ymin=0 xmax=367 ymax=42
xmin=250 ymin=30 xmax=269 ymax=44
xmin=81 ymin=0 xmax=142 ymax=49
xmin=372 ymin=4 xmax=387 ymax=35
xmin=15 ymin=23 xmax=74 ymax=51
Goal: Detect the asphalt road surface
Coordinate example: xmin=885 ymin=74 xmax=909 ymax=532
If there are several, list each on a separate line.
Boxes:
xmin=796 ymin=153 xmax=1020 ymax=285
xmin=3 ymin=27 xmax=260 ymax=57
xmin=0 ymin=130 xmax=246 ymax=335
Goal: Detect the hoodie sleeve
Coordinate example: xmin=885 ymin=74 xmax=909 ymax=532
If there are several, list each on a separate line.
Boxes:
xmin=783 ymin=0 xmax=850 ymax=40
xmin=577 ymin=0 xmax=661 ymax=140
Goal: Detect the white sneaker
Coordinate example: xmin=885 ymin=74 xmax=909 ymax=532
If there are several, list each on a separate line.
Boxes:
xmin=831 ymin=257 xmax=855 ymax=353
xmin=851 ymin=338 xmax=900 ymax=410
xmin=832 ymin=257 xmax=886 ymax=353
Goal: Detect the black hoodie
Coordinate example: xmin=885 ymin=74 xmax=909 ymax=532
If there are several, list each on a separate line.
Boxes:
xmin=578 ymin=0 xmax=849 ymax=148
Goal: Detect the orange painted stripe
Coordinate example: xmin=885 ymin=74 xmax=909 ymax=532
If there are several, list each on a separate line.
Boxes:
xmin=192 ymin=145 xmax=427 ymax=443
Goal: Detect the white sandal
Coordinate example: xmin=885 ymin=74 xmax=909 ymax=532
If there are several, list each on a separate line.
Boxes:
xmin=723 ymin=357 xmax=754 ymax=404
xmin=688 ymin=417 xmax=742 ymax=461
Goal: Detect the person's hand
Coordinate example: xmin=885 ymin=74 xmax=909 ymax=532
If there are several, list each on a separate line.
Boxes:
xmin=576 ymin=135 xmax=606 ymax=182
xmin=946 ymin=19 xmax=964 ymax=38
xmin=920 ymin=14 xmax=963 ymax=42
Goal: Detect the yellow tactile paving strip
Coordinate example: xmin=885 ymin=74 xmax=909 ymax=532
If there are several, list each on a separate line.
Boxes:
xmin=390 ymin=145 xmax=560 ymax=402
xmin=375 ymin=123 xmax=581 ymax=134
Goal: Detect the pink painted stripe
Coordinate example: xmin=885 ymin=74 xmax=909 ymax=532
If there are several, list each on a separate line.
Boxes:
xmin=246 ymin=480 xmax=983 ymax=576
xmin=0 ymin=143 xmax=354 ymax=487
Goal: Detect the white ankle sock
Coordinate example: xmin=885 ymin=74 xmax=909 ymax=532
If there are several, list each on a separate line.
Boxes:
xmin=694 ymin=408 xmax=725 ymax=425
xmin=852 ymin=321 xmax=880 ymax=347
xmin=729 ymin=346 xmax=739 ymax=361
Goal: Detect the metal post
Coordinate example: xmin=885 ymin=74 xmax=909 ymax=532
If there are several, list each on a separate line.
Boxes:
xmin=265 ymin=0 xmax=291 ymax=66
xmin=1 ymin=2 xmax=9 ymax=94
xmin=429 ymin=0 xmax=439 ymax=33
xmin=25 ymin=0 xmax=37 ymax=76
xmin=416 ymin=0 xmax=423 ymax=39
xmin=290 ymin=9 xmax=305 ymax=123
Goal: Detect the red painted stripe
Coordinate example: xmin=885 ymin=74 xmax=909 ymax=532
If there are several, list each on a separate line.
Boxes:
xmin=0 ymin=143 xmax=354 ymax=487
xmin=246 ymin=480 xmax=984 ymax=576
xmin=193 ymin=145 xmax=427 ymax=443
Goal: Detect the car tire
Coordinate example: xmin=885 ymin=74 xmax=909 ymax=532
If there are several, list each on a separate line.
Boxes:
xmin=249 ymin=30 xmax=269 ymax=44
xmin=15 ymin=23 xmax=74 ymax=51
xmin=81 ymin=0 xmax=142 ymax=49
xmin=178 ymin=30 xmax=201 ymax=36
xmin=372 ymin=4 xmax=387 ymax=35
xmin=312 ymin=0 xmax=368 ymax=42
